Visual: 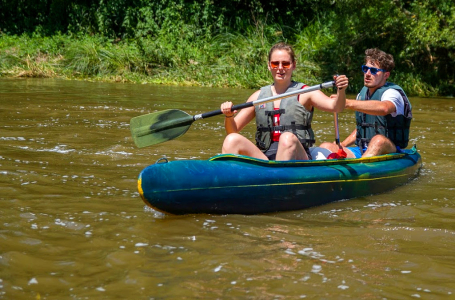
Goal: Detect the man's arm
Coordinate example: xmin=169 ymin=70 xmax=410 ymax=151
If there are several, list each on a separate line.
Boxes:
xmin=345 ymin=99 xmax=396 ymax=116
xmin=341 ymin=128 xmax=357 ymax=147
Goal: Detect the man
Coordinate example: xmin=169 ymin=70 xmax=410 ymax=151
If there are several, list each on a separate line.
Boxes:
xmin=320 ymin=48 xmax=412 ymax=158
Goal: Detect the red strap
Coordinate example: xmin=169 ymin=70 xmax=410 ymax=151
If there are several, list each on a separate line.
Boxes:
xmin=297 ymin=85 xmax=308 ymax=101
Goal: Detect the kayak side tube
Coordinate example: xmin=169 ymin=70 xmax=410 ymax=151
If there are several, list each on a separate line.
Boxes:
xmin=138 ymin=146 xmax=422 ymax=215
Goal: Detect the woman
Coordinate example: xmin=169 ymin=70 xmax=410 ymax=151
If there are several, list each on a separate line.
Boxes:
xmin=220 ymin=42 xmax=348 ymax=160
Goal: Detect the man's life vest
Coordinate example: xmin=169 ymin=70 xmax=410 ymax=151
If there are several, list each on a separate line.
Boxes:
xmin=355 ymin=82 xmax=412 ymax=149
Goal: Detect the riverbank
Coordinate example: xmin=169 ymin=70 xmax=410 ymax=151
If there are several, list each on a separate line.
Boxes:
xmin=0 ymin=33 xmax=451 ymax=97
xmin=0 ymin=33 xmax=274 ymax=89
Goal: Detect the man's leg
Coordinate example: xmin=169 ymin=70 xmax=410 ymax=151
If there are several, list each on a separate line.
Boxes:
xmin=362 ymin=135 xmax=396 ymax=157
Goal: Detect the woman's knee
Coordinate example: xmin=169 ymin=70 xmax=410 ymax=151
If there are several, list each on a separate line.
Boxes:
xmin=279 ymin=132 xmax=299 ymax=147
xmin=224 ymin=133 xmax=242 ymax=144
xmin=222 ymin=133 xmax=246 ymax=152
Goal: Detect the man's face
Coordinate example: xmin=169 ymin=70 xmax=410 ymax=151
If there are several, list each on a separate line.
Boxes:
xmin=363 ymin=60 xmax=389 ymax=89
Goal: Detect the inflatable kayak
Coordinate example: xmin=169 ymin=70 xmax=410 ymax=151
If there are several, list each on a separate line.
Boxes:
xmin=138 ymin=145 xmax=422 ymax=215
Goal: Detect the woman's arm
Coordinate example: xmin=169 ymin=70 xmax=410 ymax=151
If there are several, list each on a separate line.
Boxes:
xmin=302 ymin=75 xmax=348 ymax=112
xmin=221 ymin=90 xmax=259 ymax=134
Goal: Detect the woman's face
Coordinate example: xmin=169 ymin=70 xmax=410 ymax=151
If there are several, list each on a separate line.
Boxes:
xmin=268 ymin=49 xmax=295 ymax=82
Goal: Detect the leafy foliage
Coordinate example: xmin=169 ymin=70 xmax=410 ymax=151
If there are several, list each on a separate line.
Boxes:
xmin=0 ymin=0 xmax=454 ymax=95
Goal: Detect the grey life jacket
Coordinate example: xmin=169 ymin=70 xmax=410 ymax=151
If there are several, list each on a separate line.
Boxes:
xmin=355 ymin=82 xmax=412 ymax=149
xmin=254 ymin=81 xmax=315 ymax=151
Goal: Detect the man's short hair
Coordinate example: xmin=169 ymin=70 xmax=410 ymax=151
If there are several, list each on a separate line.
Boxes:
xmin=365 ymin=48 xmax=395 ymax=72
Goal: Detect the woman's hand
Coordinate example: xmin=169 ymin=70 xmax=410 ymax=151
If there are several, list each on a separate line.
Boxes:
xmin=221 ymin=101 xmax=236 ymax=118
xmin=334 ymin=75 xmax=349 ymax=90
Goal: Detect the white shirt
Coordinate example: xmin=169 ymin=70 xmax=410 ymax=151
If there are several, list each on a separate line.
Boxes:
xmin=382 ymin=89 xmax=404 ymax=117
xmin=356 ymin=88 xmax=405 ymax=117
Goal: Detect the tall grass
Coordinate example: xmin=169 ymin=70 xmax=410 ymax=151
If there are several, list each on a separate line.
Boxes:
xmin=0 ymin=25 xmax=447 ymax=96
xmin=0 ymin=34 xmax=63 ymax=78
xmin=1 ymin=0 xmax=453 ymax=96
xmin=0 ymin=28 xmax=278 ymax=88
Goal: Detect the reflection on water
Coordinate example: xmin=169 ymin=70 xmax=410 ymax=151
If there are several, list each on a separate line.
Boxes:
xmin=1 ymin=78 xmax=454 ymax=299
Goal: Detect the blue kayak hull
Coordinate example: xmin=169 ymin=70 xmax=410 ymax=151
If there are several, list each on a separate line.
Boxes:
xmin=138 ymin=146 xmax=422 ymax=215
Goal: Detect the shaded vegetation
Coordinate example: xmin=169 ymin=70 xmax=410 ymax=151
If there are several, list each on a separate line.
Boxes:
xmin=0 ymin=0 xmax=454 ymax=96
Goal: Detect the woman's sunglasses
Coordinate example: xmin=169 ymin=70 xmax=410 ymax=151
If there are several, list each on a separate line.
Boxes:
xmin=270 ymin=61 xmax=292 ymax=69
xmin=361 ymin=65 xmax=386 ymax=75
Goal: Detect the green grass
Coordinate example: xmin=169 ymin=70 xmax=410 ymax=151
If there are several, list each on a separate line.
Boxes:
xmin=0 ymin=31 xmax=449 ymax=96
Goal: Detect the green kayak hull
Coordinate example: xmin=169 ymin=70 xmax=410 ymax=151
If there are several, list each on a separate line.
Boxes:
xmin=138 ymin=146 xmax=422 ymax=215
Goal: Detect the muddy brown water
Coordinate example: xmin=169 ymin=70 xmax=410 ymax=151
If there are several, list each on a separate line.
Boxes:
xmin=1 ymin=78 xmax=454 ymax=299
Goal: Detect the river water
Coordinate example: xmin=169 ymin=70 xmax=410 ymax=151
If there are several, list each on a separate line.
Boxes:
xmin=1 ymin=78 xmax=454 ymax=299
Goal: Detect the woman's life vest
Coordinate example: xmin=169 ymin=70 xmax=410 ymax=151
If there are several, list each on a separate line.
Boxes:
xmin=254 ymin=81 xmax=315 ymax=151
xmin=355 ymin=82 xmax=412 ymax=149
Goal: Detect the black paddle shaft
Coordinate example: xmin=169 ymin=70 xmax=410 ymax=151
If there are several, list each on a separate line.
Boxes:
xmin=194 ymin=81 xmax=335 ymax=121
xmin=130 ymin=81 xmax=336 ymax=148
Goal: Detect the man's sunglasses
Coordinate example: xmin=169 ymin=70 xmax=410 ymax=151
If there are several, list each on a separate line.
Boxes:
xmin=361 ymin=65 xmax=386 ymax=75
xmin=270 ymin=61 xmax=292 ymax=69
